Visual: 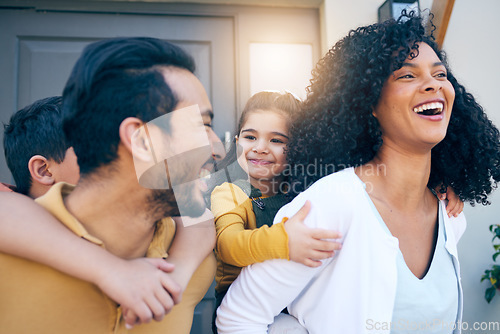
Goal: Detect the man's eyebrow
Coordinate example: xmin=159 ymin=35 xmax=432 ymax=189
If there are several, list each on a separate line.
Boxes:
xmin=201 ymin=109 xmax=214 ymax=120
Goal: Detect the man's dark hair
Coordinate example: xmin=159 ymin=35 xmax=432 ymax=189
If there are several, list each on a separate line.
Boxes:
xmin=3 ymin=96 xmax=69 ymax=195
xmin=62 ymin=37 xmax=196 ymax=176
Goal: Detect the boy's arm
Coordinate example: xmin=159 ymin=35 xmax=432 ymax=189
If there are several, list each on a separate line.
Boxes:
xmin=0 ymin=192 xmax=181 ymax=324
xmin=168 ymin=208 xmax=216 ymax=290
xmin=124 ymin=210 xmax=217 ymax=329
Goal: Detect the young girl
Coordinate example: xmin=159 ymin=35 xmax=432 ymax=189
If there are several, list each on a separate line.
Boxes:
xmin=211 ymin=91 xmax=342 ymax=309
xmin=210 ymin=91 xmax=344 ymax=332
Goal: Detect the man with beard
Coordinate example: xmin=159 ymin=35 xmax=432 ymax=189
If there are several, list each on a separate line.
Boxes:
xmin=0 ymin=37 xmax=223 ymax=333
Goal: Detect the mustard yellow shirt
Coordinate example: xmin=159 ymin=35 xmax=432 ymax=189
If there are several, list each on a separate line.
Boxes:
xmin=211 ymin=182 xmax=289 ymax=293
xmin=0 ymin=182 xmax=215 ymax=334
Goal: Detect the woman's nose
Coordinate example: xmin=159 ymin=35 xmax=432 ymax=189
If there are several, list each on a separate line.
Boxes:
xmin=422 ymin=76 xmax=443 ymax=93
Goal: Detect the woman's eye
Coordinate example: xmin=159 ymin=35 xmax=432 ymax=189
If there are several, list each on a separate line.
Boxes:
xmin=398 ymin=74 xmax=414 ymax=79
xmin=435 ymin=72 xmax=448 ymax=78
xmin=244 ymin=135 xmax=256 ymax=140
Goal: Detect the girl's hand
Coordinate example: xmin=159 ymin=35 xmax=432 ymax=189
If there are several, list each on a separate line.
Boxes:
xmin=435 ymin=186 xmax=464 ymax=218
xmin=284 ymin=200 xmax=342 ymax=268
xmin=95 ymin=257 xmax=182 ymax=329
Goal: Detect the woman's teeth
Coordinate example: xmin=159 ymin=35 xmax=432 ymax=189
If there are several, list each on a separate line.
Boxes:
xmin=413 ymin=102 xmax=443 ymax=115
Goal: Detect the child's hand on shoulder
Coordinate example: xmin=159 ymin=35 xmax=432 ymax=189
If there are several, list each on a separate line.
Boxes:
xmin=95 ymin=257 xmax=182 ymax=329
xmin=435 ymin=185 xmax=464 ymax=218
xmin=284 ymin=200 xmax=342 ymax=268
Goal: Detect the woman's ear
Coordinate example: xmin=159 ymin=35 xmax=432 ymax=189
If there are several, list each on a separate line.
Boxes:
xmin=119 ymin=117 xmax=153 ymax=162
xmin=371 ymin=106 xmax=378 ymax=118
xmin=28 ymin=155 xmax=55 ymax=186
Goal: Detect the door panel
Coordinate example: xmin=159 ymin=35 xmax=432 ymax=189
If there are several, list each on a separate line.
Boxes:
xmin=16 ymin=38 xmax=213 ymax=113
xmin=18 ymin=38 xmax=97 ymax=108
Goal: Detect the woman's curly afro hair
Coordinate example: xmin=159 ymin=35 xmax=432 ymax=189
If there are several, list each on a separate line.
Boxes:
xmin=287 ymin=11 xmax=499 ymax=205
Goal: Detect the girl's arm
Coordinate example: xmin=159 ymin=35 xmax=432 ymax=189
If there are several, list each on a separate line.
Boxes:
xmin=434 ymin=185 xmax=464 ymax=217
xmin=212 ymin=183 xmax=341 ymax=268
xmin=283 ymin=200 xmax=342 ymax=267
xmin=0 ymin=192 xmax=186 ymax=325
xmin=212 ymin=182 xmax=288 ymax=267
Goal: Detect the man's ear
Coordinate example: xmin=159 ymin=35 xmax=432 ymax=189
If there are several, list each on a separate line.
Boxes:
xmin=28 ymin=155 xmax=55 ymax=186
xmin=119 ymin=117 xmax=153 ymax=162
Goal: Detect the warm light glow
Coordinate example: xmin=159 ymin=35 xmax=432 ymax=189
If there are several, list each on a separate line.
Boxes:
xmin=250 ymin=43 xmax=313 ymax=100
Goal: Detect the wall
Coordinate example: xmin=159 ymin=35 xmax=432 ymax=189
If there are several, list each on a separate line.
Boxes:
xmin=321 ymin=0 xmax=500 ymax=330
xmin=444 ymin=0 xmax=500 ymax=331
xmin=320 ymin=0 xmax=436 ymax=53
xmin=320 ymin=0 xmax=381 ymax=53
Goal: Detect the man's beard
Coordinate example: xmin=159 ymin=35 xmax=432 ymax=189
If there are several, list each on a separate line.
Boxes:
xmin=139 ymin=148 xmax=210 ymax=220
xmin=147 ymin=182 xmax=206 ymax=221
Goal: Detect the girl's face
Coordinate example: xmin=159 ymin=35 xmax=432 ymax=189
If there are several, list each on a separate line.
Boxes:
xmin=236 ymin=109 xmax=289 ymax=183
xmin=373 ymin=42 xmax=455 ymax=152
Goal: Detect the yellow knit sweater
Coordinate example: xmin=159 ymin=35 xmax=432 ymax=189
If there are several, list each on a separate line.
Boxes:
xmin=211 ymin=182 xmax=289 ymax=293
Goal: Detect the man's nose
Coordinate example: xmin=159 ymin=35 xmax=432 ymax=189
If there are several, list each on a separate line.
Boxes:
xmin=208 ymin=128 xmax=226 ymax=161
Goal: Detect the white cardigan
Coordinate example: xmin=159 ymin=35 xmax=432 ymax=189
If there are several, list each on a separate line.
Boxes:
xmin=216 ymin=168 xmax=465 ymax=334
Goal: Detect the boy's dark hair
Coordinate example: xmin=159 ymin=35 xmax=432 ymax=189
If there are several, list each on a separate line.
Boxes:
xmin=62 ymin=37 xmax=196 ymax=176
xmin=3 ymin=96 xmax=68 ymax=195
xmin=287 ymin=11 xmax=499 ymax=204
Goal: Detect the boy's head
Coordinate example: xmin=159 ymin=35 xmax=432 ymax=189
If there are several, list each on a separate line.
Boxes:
xmin=3 ymin=96 xmax=80 ymax=198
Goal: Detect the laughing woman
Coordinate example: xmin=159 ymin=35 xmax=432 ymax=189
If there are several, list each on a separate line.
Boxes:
xmin=216 ymin=11 xmax=500 ymax=334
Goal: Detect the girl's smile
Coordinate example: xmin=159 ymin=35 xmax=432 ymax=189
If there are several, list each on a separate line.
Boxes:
xmin=236 ymin=109 xmax=289 ymax=188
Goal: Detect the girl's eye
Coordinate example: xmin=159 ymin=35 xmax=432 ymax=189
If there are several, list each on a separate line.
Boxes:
xmin=244 ymin=135 xmax=256 ymax=140
xmin=271 ymin=139 xmax=285 ymax=144
xmin=435 ymin=72 xmax=448 ymax=78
